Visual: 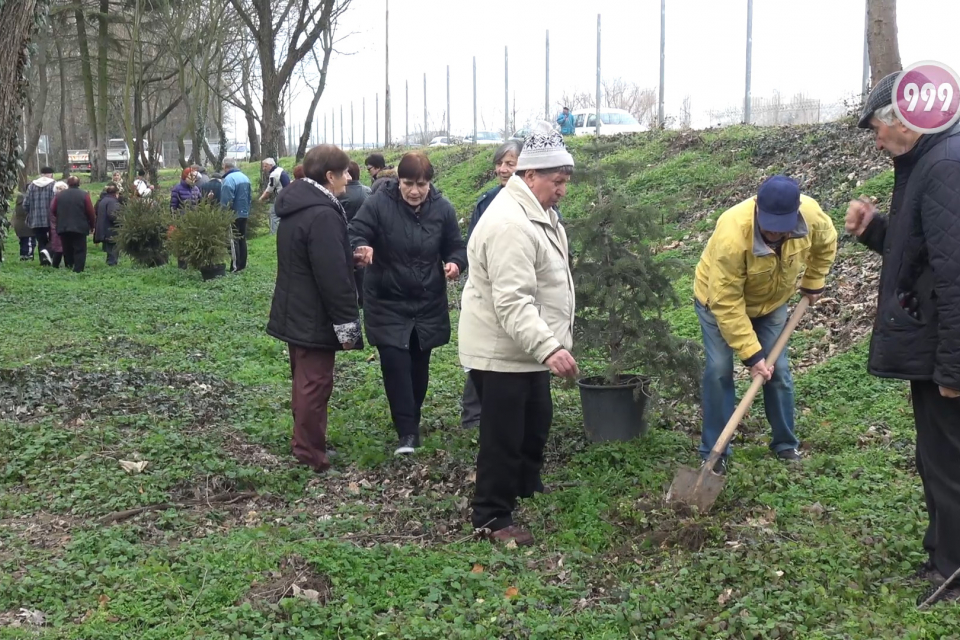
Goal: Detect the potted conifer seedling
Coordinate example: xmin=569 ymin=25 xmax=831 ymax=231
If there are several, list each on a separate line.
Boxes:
xmin=115 ymin=198 xmax=169 ymax=267
xmin=567 ymin=141 xmax=701 ymax=442
xmin=167 ymin=201 xmax=235 ymax=280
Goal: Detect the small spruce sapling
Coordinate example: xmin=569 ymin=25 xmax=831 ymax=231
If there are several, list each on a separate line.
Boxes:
xmin=566 ymin=140 xmax=701 ymax=401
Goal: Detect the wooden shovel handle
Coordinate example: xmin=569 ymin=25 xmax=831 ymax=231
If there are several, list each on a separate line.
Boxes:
xmin=703 ymin=297 xmax=810 ymax=467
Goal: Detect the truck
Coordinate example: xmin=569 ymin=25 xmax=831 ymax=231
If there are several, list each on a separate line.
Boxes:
xmin=66 ymin=139 xmax=164 ymax=173
xmin=68 ymin=149 xmax=92 ymax=172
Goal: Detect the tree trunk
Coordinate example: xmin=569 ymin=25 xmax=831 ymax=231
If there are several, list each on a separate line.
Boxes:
xmin=75 ymin=6 xmax=99 ymax=172
xmin=0 ymin=0 xmax=39 ymax=208
xmin=867 ymin=0 xmax=902 ymax=87
xmin=94 ymin=0 xmax=110 ymax=181
xmin=21 ymin=32 xmax=48 ymax=182
xmin=239 ymin=50 xmax=261 ymax=159
xmin=260 ymin=69 xmax=285 ymax=160
xmin=55 ymin=25 xmax=69 ymax=178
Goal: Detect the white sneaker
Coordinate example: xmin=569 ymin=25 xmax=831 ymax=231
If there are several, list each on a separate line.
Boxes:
xmin=39 ymin=249 xmax=51 ymax=266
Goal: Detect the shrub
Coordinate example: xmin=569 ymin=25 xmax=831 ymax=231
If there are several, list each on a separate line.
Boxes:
xmin=115 ymin=198 xmax=169 ymax=267
xmin=167 ymin=201 xmax=235 ymax=269
xmin=247 ymin=200 xmax=270 ymax=240
xmin=567 ymin=141 xmax=701 ymax=401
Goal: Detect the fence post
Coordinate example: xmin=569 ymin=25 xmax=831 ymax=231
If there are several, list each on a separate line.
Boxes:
xmin=384 ymin=0 xmax=391 ymax=146
xmin=658 ymin=0 xmax=666 ymax=128
xmin=340 ymin=105 xmax=344 ymax=148
xmin=595 ymin=14 xmax=601 ymax=137
xmin=363 ymin=97 xmax=366 ymax=149
xmin=446 ymin=65 xmax=451 ymax=137
xmin=743 ymin=0 xmax=753 ymax=125
xmin=424 ymin=72 xmax=428 ymax=143
xmin=376 ymin=93 xmax=379 ymax=148
xmin=545 ymin=30 xmax=550 ymax=121
xmin=324 ymin=112 xmax=327 ymax=144
xmin=473 ymin=56 xmax=478 ymax=145
xmin=504 ymin=46 xmax=509 ymax=140
xmin=351 ymin=101 xmax=355 ymax=149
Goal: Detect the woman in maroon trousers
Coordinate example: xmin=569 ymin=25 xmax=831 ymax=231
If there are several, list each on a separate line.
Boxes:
xmin=266 ymin=145 xmax=362 ymax=472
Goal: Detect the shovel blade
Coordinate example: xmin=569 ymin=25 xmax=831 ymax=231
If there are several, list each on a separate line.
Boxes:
xmin=666 ymin=465 xmax=727 ymax=512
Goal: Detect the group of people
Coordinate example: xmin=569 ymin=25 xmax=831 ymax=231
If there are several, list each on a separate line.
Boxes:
xmin=263 ymin=75 xmax=960 ymax=606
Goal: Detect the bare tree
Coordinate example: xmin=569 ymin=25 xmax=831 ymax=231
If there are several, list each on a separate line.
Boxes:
xmin=867 ymin=0 xmax=901 ymax=86
xmin=227 ymin=0 xmax=349 ymax=159
xmin=679 ymin=96 xmax=692 ymax=130
xmin=294 ymin=20 xmax=337 ymax=162
xmin=560 ymin=78 xmax=658 ymax=128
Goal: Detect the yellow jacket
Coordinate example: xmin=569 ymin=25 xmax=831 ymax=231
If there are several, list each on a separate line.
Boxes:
xmin=693 ymin=195 xmax=837 ymax=363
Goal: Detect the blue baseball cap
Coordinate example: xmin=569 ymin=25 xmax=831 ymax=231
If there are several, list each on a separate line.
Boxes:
xmin=756 ymin=175 xmax=800 ymax=233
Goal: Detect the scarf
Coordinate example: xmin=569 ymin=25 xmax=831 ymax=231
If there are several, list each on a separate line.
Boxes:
xmin=302 ymin=177 xmax=348 ymax=223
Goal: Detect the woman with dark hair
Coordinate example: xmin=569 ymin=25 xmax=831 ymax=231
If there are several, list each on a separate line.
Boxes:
xmin=50 ymin=176 xmax=96 ymax=273
xmin=266 ymin=144 xmax=362 ymax=473
xmin=350 ymin=152 xmax=467 ymax=455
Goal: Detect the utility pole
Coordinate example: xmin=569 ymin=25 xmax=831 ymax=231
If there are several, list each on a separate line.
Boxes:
xmin=658 ymin=0 xmax=666 ymax=128
xmin=446 ymin=65 xmax=451 ymax=137
xmin=595 ymin=14 xmax=601 ymax=137
xmin=351 ymin=101 xmax=354 ymax=149
xmin=384 ymin=0 xmax=391 ymax=146
xmin=504 ymin=46 xmax=509 ymax=140
xmin=405 ymin=79 xmax=409 ymax=146
xmin=424 ymin=72 xmax=428 ymax=142
xmin=376 ymin=93 xmax=379 ymax=148
xmin=473 ymin=56 xmax=478 ymax=144
xmin=340 ymin=105 xmax=344 ymax=148
xmin=363 ymin=97 xmax=366 ymax=149
xmin=545 ymin=30 xmax=550 ymax=120
xmin=744 ymin=0 xmax=753 ymax=124
xmin=324 ymin=112 xmax=327 ymax=144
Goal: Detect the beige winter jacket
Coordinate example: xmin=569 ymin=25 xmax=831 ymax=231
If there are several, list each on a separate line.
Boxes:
xmin=458 ymin=176 xmax=576 ymax=373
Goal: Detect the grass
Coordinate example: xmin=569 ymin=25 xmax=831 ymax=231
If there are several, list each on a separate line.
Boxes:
xmin=2 ymin=125 xmax=957 ymax=638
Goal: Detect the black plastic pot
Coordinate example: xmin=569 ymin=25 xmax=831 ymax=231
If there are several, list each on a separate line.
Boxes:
xmin=577 ymin=374 xmax=651 ymax=443
xmin=199 ymin=264 xmax=226 ymax=281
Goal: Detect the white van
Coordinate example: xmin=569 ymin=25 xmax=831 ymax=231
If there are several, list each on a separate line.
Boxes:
xmin=572 ymin=108 xmax=645 ymax=136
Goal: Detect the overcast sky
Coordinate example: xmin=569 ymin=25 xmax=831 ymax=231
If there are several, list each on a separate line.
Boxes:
xmin=237 ymin=0 xmax=960 ymax=145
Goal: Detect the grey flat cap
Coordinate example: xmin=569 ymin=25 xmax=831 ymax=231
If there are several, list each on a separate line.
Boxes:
xmin=858 ymin=72 xmax=900 ymax=129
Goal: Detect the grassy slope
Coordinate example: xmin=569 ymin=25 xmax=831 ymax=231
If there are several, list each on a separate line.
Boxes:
xmin=1 ymin=125 xmax=957 ymax=639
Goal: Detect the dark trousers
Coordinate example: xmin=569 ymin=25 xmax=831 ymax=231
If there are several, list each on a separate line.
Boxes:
xmin=460 ymin=374 xmax=482 ymax=427
xmin=354 ymin=268 xmax=365 ymax=308
xmin=59 ymin=232 xmax=87 ymax=273
xmin=377 ymin=330 xmax=432 ymax=439
xmin=289 ymin=345 xmax=336 ymax=472
xmin=19 ymin=237 xmax=34 ymax=258
xmin=912 ymin=380 xmax=960 ymax=583
xmin=33 ymin=227 xmax=49 ymax=253
xmin=103 ymin=241 xmax=119 ymax=266
xmin=470 ymin=369 xmax=552 ymax=531
xmin=232 ymin=217 xmax=248 ymax=272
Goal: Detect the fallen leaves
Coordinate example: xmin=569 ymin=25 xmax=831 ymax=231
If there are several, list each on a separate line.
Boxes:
xmin=504 ymin=586 xmax=519 ymax=598
xmin=471 ymin=564 xmax=484 ymax=574
xmin=118 ymin=460 xmax=149 ymax=474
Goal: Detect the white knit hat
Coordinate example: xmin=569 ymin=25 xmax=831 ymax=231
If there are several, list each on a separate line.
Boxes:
xmin=515 ymin=121 xmax=575 ymax=171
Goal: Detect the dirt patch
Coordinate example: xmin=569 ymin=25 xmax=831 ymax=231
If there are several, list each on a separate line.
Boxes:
xmin=242 ymin=555 xmax=332 ymax=608
xmin=0 ymin=513 xmax=80 ymax=553
xmin=0 ymin=366 xmax=237 ymax=425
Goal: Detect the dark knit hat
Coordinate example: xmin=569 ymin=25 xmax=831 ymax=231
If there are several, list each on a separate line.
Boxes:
xmin=858 ymin=72 xmax=900 ymax=129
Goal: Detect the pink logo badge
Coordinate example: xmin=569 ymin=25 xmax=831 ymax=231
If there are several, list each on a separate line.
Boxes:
xmin=892 ymin=61 xmax=960 ymax=134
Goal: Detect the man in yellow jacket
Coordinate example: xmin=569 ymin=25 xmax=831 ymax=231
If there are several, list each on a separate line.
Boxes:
xmin=693 ymin=175 xmax=837 ymax=473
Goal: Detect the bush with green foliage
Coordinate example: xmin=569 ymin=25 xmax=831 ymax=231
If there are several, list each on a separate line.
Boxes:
xmin=567 ymin=141 xmax=701 ymax=399
xmin=247 ymin=200 xmax=270 ymax=240
xmin=115 ymin=198 xmax=170 ymax=267
xmin=167 ymin=201 xmax=235 ymax=269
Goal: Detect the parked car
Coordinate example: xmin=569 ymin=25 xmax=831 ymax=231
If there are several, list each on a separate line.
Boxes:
xmin=509 ymin=128 xmax=529 ymax=141
xmin=225 ymin=143 xmax=250 ymax=163
xmin=572 ymin=108 xmax=645 ymax=136
xmin=428 ymin=136 xmax=451 ymax=147
xmin=463 ymin=131 xmax=502 ymax=145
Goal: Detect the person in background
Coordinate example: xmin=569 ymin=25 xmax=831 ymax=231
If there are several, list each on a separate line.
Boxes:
xmin=200 ymin=172 xmax=223 ymax=202
xmin=694 ymin=175 xmax=837 ymax=474
xmin=366 ymin=153 xmax=396 ymax=194
xmin=847 ymin=73 xmax=960 ymax=606
xmin=94 ymin=183 xmax=122 ymax=266
xmin=12 ymin=193 xmax=34 ymax=261
xmin=47 ymin=181 xmax=67 ymax=269
xmin=171 ymin=167 xmax=201 ymax=212
xmin=266 ymin=144 xmax=361 ymax=474
xmin=556 ymin=106 xmax=575 ymax=135
xmin=50 ymin=176 xmax=95 ymax=273
xmin=109 ymin=171 xmax=127 ymax=203
xmin=338 ymin=160 xmax=372 ymax=307
xmin=460 ymin=121 xmax=578 ymax=547
xmin=221 ymin=158 xmax=253 ymax=272
xmin=293 ymin=164 xmax=305 ymax=180
xmin=259 ymin=157 xmax=291 ymax=234
xmin=132 ymin=170 xmax=154 ymax=198
xmin=192 ymin=164 xmax=211 ymax=188
xmin=459 ymin=140 xmax=524 ymax=430
xmin=350 ymin=152 xmax=467 ymax=455
xmin=23 ymin=166 xmax=56 ymax=265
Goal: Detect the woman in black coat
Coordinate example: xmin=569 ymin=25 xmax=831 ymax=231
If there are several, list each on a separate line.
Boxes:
xmin=266 ymin=144 xmax=362 ymax=473
xmin=350 ymin=152 xmax=467 ymax=455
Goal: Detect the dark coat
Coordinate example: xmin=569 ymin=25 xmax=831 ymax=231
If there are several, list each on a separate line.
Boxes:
xmin=170 ymin=180 xmax=201 ymax=211
xmin=349 ymin=180 xmax=467 ymax=350
xmin=266 ymin=179 xmax=362 ymax=352
xmin=339 ymin=180 xmax=371 ymax=221
xmin=12 ymin=194 xmax=31 ymax=238
xmin=370 ymin=168 xmax=397 ymax=195
xmin=94 ymin=194 xmax=121 ymax=243
xmin=859 ymin=123 xmax=960 ymax=390
xmin=52 ymin=187 xmax=95 ymax=236
xmin=200 ymin=178 xmax=222 ymax=203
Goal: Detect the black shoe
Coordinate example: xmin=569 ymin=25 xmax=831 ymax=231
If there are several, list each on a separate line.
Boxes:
xmin=39 ymin=249 xmax=51 ymax=266
xmin=461 ymin=420 xmax=480 ymax=430
xmin=700 ymin=457 xmax=727 ymax=476
xmin=913 ymin=559 xmax=938 ymax=582
xmin=776 ymin=448 xmax=802 ymax=462
xmin=394 ymin=435 xmax=417 ymax=455
xmin=917 ymin=582 xmax=960 ymax=607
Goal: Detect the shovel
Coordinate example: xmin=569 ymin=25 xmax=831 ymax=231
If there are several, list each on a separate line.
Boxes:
xmin=666 ymin=297 xmax=810 ymax=512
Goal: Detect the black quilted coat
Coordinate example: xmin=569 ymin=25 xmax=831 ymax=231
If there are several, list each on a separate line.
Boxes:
xmin=859 ymin=123 xmax=960 ymax=389
xmin=349 ymin=180 xmax=467 ymax=350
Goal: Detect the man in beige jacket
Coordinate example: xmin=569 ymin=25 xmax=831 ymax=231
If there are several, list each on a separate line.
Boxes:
xmin=459 ymin=121 xmax=578 ymax=547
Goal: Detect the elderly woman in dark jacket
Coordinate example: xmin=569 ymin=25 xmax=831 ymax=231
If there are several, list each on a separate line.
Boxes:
xmin=266 ymin=144 xmax=362 ymax=474
xmin=94 ymin=184 xmax=122 ymax=266
xmin=350 ymin=152 xmax=467 ymax=455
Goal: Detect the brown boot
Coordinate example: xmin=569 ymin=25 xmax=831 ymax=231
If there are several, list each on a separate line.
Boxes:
xmin=487 ymin=525 xmax=535 ymax=547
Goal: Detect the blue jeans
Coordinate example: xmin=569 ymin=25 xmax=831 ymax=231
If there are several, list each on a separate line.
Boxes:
xmin=695 ymin=300 xmax=798 ymax=459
